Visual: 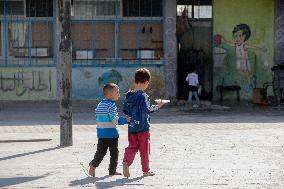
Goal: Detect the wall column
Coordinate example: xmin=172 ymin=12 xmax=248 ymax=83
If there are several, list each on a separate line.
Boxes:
xmin=163 ymin=0 xmax=177 ymax=99
xmin=275 ymin=0 xmax=284 ymax=64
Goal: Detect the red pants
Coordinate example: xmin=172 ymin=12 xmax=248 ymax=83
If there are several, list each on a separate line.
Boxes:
xmin=123 ymin=131 xmax=150 ymax=172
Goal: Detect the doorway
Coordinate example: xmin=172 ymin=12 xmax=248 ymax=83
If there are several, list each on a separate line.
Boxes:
xmin=176 ymin=0 xmax=213 ymax=100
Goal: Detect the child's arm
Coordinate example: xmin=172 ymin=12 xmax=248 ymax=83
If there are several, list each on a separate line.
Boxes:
xmin=244 ymin=43 xmax=267 ymax=52
xmin=214 ymin=34 xmax=232 ymax=46
xmin=108 ymin=103 xmax=130 ymax=125
xmin=111 ymin=111 xmax=130 ymax=125
xmin=142 ymin=93 xmax=159 ymax=113
xmin=185 ymin=74 xmax=189 ymax=82
xmin=109 ymin=113 xmax=129 ymax=125
xmin=196 ymin=74 xmax=199 ymax=85
xmin=117 ymin=116 xmax=129 ymax=125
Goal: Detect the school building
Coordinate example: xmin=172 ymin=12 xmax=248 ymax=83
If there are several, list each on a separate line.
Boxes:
xmin=0 ymin=0 xmax=283 ymax=103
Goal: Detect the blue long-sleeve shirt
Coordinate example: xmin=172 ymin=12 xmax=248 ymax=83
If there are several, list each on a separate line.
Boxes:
xmin=95 ymin=99 xmax=127 ymax=138
xmin=123 ymin=90 xmax=159 ymax=134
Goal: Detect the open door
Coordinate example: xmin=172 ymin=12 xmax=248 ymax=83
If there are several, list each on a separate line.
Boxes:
xmin=176 ymin=0 xmax=213 ymax=101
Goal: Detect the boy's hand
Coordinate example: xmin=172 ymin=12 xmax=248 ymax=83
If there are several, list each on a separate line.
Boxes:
xmin=154 ymin=99 xmax=170 ymax=108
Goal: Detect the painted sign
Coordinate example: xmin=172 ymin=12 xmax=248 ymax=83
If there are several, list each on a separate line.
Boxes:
xmin=0 ymin=68 xmax=56 ymax=100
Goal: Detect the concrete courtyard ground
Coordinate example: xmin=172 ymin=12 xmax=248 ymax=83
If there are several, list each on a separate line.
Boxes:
xmin=0 ymin=101 xmax=283 ymax=189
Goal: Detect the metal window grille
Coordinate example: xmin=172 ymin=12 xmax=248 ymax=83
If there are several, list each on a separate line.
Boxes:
xmin=0 ymin=0 xmax=54 ymax=67
xmin=72 ymin=0 xmax=164 ymax=66
xmin=0 ymin=0 xmax=164 ymax=67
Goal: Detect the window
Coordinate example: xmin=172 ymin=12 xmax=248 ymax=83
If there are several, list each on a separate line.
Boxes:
xmin=71 ymin=22 xmax=114 ymax=61
xmin=73 ymin=0 xmax=120 ymax=17
xmin=0 ymin=0 xmax=25 ymax=16
xmin=123 ymin=0 xmax=163 ymax=17
xmin=31 ymin=22 xmax=53 ymax=57
xmin=0 ymin=1 xmax=54 ymax=66
xmin=177 ymin=2 xmax=212 ymax=19
xmin=8 ymin=22 xmax=29 ymax=57
xmin=194 ymin=6 xmax=212 ymax=19
xmin=177 ymin=5 xmax=192 ymax=18
xmin=119 ymin=23 xmax=163 ymax=60
xmin=26 ymin=0 xmax=53 ymax=17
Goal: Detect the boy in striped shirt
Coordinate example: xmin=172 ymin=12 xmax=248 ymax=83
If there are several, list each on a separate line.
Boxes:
xmin=89 ymin=83 xmax=130 ymax=177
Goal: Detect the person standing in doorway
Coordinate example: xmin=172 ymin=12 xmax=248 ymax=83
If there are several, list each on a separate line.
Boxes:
xmin=186 ymin=67 xmax=200 ymax=107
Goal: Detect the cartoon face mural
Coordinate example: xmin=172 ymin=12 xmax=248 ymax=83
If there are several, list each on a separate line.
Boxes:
xmin=213 ymin=23 xmax=270 ymax=95
xmin=233 ymin=24 xmax=251 ymax=46
xmin=214 ymin=24 xmax=267 ymax=78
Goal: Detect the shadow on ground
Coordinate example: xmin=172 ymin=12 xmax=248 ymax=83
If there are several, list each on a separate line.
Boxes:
xmin=0 ymin=146 xmax=62 ymax=161
xmin=70 ymin=176 xmax=144 ymax=188
xmin=0 ymin=174 xmax=50 ymax=188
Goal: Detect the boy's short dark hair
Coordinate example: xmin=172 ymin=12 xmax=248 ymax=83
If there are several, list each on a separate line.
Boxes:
xmin=103 ymin=83 xmax=118 ymax=95
xmin=134 ymin=68 xmax=151 ymax=84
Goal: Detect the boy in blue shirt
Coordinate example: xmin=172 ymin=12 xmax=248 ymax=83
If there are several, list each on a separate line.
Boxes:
xmin=122 ymin=68 xmax=166 ymax=177
xmin=89 ymin=83 xmax=129 ymax=177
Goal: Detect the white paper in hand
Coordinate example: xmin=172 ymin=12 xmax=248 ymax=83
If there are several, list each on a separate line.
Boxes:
xmin=154 ymin=99 xmax=170 ymax=103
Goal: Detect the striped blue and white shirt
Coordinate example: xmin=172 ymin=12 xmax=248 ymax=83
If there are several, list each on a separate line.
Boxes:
xmin=95 ymin=99 xmax=127 ymax=138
